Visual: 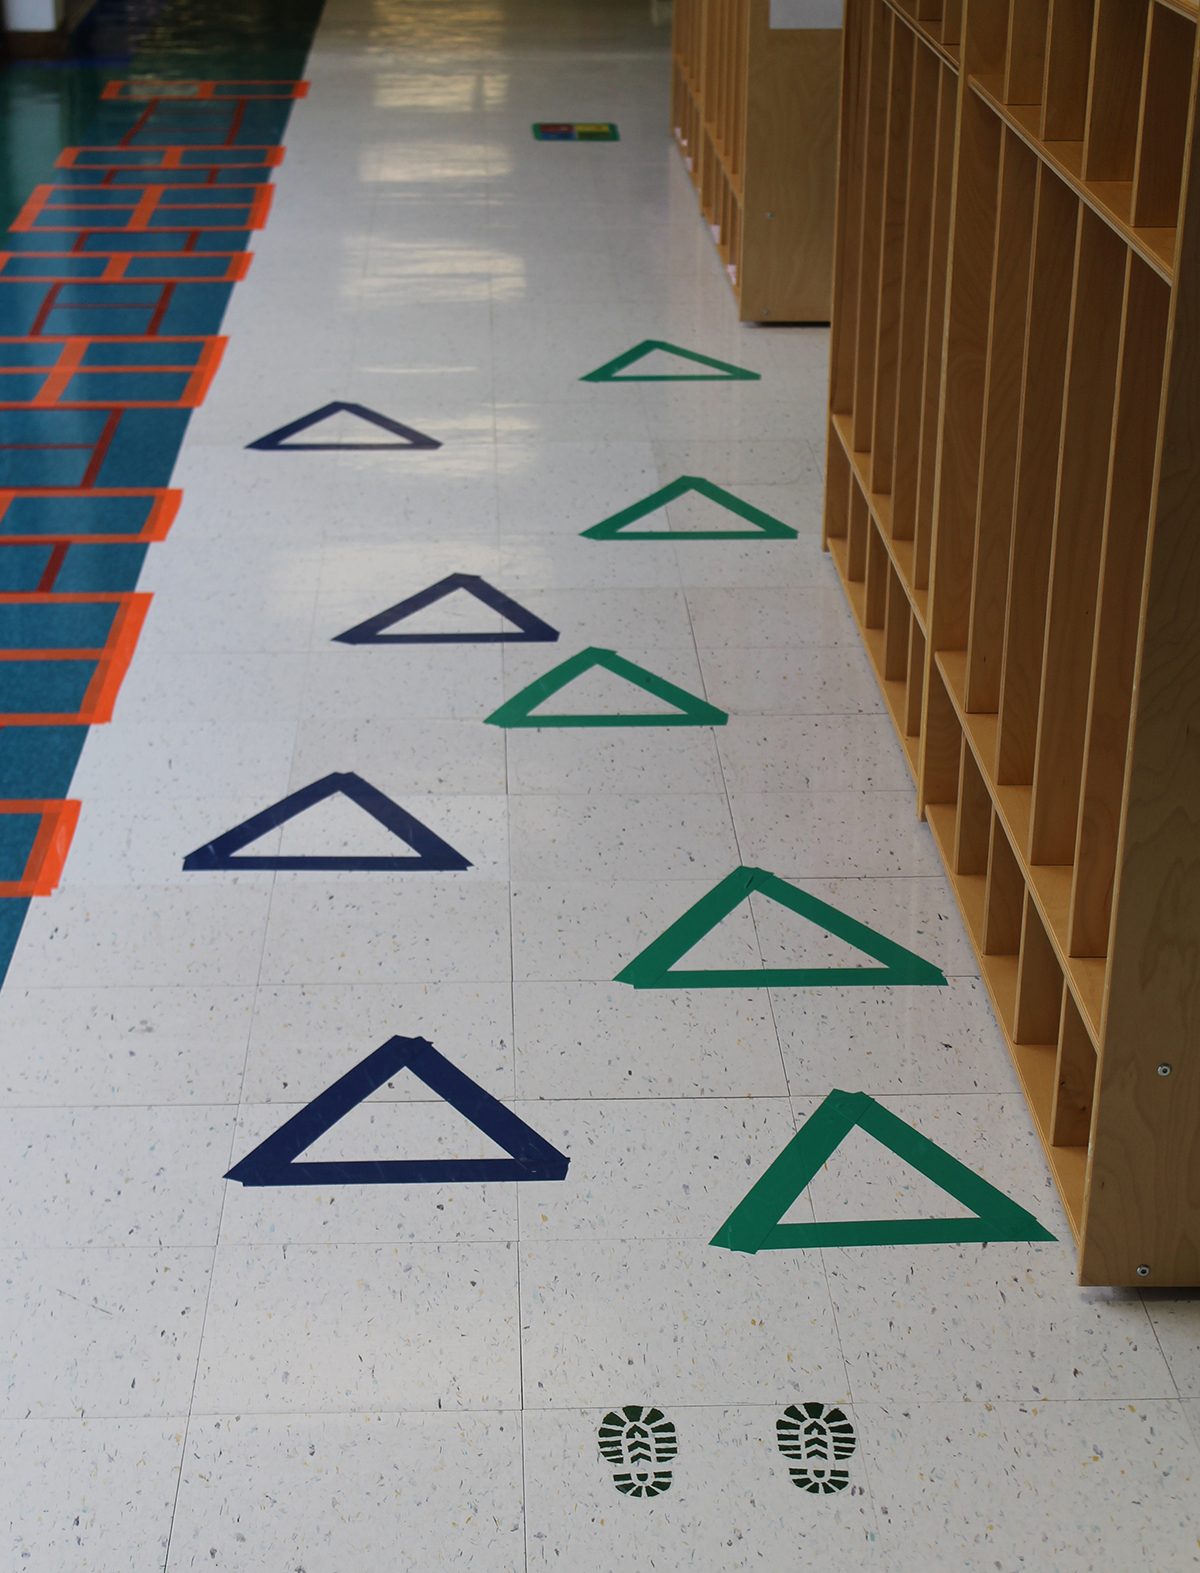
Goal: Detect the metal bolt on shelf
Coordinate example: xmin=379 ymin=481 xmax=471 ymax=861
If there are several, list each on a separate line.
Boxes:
xmin=1158 ymin=1063 xmax=1172 ymax=1076
xmin=1136 ymin=1264 xmax=1151 ymax=1277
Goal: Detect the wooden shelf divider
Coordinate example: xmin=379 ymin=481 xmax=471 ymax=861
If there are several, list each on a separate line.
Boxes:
xmin=823 ymin=0 xmax=1200 ymax=1284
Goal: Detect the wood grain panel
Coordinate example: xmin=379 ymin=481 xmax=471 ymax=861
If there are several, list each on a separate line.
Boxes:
xmin=966 ymin=129 xmax=1037 ymax=714
xmin=1083 ymin=19 xmax=1200 ymax=1286
xmin=1052 ymin=989 xmax=1097 ymax=1146
xmin=890 ymin=41 xmax=941 ymax=540
xmin=929 ymin=88 xmax=1002 ymax=655
xmin=1005 ymin=0 xmax=1050 ymax=105
xmin=1131 ymin=3 xmax=1195 ymax=227
xmin=1029 ymin=208 xmax=1126 ymax=866
xmin=1015 ymin=890 xmax=1063 ymax=1043
xmin=1070 ymin=258 xmax=1170 ymax=957
xmin=830 ymin=0 xmax=873 ymax=413
xmin=996 ymin=171 xmax=1077 ymax=790
xmin=955 ymin=736 xmax=993 ymax=873
xmin=852 ymin=1 xmax=897 ymax=447
xmin=871 ymin=21 xmax=916 ymax=492
xmin=985 ymin=812 xmax=1025 ymax=954
xmin=1082 ymin=0 xmax=1148 ymax=182
xmin=1042 ymin=0 xmax=1097 ymax=142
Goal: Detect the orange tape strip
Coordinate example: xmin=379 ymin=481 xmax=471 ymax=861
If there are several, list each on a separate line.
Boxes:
xmin=0 ymin=488 xmax=181 ymax=544
xmin=0 ymin=800 xmax=80 ymax=896
xmin=10 ymin=187 xmax=52 ymax=232
xmin=0 ymin=592 xmax=151 ymax=725
xmin=31 ymin=337 xmax=88 ymax=407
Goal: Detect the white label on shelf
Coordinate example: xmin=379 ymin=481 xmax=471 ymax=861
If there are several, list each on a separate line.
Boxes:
xmin=769 ymin=0 xmax=843 ymax=27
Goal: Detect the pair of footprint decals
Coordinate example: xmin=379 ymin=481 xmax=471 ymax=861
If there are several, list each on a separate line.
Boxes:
xmin=597 ymin=1402 xmax=856 ymax=1498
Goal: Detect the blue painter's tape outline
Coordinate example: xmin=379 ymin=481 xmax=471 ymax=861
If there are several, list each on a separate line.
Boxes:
xmin=245 ymin=401 xmax=442 ymax=451
xmin=225 ymin=1035 xmax=571 ymax=1185
xmin=332 ymin=572 xmax=559 ymax=645
xmin=182 ymin=770 xmax=472 ymax=871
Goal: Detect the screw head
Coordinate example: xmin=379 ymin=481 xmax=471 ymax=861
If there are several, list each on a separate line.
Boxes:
xmin=766 ymin=211 xmax=774 ymax=218
xmin=1158 ymin=1063 xmax=1172 ymax=1076
xmin=1136 ymin=1264 xmax=1151 ymax=1277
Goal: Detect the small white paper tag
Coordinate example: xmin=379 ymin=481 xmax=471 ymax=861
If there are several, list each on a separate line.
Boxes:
xmin=769 ymin=0 xmax=843 ymax=26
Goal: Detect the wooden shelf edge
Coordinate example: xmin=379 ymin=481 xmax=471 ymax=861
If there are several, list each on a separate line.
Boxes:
xmin=924 ymin=800 xmax=1087 ymax=1242
xmin=830 ymin=412 xmax=930 ymax=632
xmin=933 ymin=649 xmax=1108 ymax=1049
xmin=969 ymin=76 xmax=1176 ymax=284
xmin=828 ymin=534 xmax=920 ymax=781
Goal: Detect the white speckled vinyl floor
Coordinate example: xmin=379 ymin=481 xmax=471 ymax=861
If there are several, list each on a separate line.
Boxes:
xmin=2 ymin=1 xmax=1198 ymax=1568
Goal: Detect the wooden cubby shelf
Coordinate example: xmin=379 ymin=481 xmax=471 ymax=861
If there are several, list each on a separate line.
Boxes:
xmin=671 ymin=0 xmax=841 ymax=320
xmin=824 ymin=0 xmax=1200 ymax=1284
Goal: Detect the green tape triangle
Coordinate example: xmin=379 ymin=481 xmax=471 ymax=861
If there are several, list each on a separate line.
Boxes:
xmin=580 ymin=339 xmax=761 ymax=382
xmin=615 ymin=865 xmax=946 ymax=988
xmin=484 ymin=646 xmax=728 ymax=729
xmin=581 ymin=476 xmax=797 ymax=540
xmin=710 ymin=1089 xmax=1055 ymax=1252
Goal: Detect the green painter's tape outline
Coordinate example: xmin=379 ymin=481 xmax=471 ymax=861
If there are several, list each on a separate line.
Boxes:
xmin=483 ymin=646 xmax=728 ymax=729
xmin=581 ymin=475 xmax=797 ymax=540
xmin=710 ymin=1089 xmax=1056 ymax=1253
xmin=614 ymin=865 xmax=947 ymax=989
xmin=581 ymin=340 xmax=761 ymax=382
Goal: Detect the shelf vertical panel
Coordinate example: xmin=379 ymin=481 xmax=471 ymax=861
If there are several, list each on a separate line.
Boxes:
xmin=1081 ymin=28 xmax=1200 ymax=1289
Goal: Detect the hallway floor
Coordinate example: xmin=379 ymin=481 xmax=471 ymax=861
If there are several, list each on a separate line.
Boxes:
xmin=1 ymin=1 xmax=1197 ymax=1567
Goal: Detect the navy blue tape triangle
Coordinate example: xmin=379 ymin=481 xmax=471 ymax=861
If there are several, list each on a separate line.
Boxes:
xmin=246 ymin=402 xmax=441 ymax=450
xmin=333 ymin=573 xmax=559 ymax=645
xmin=182 ymin=772 xmax=471 ymax=871
xmin=225 ymin=1036 xmax=570 ymax=1185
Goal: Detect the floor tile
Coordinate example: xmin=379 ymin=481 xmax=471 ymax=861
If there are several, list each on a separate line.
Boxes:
xmin=516 ymin=1096 xmax=796 ymax=1243
xmin=0 ymin=985 xmax=254 ymax=1106
xmin=509 ymin=794 xmax=737 ymax=881
xmin=2 ymin=1247 xmax=212 ymax=1418
xmin=194 ymin=1242 xmax=520 ymax=1412
xmin=168 ymin=1411 xmax=524 ymax=1572
xmin=0 ymin=1106 xmax=233 ymax=1248
xmin=859 ymin=1400 xmax=1200 ymax=1571
xmin=258 ymin=879 xmax=512 ymax=984
xmin=513 ymin=981 xmax=787 ymax=1100
xmin=519 ymin=1239 xmax=846 ymax=1408
xmin=1 ymin=1418 xmax=184 ymax=1572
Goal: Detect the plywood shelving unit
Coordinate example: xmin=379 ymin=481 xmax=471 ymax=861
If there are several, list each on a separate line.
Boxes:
xmin=823 ymin=0 xmax=1200 ymax=1285
xmin=671 ymin=0 xmax=842 ymax=320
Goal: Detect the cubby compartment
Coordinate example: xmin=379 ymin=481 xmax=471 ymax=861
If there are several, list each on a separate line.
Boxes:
xmin=1004 ymin=0 xmax=1049 ymax=105
xmin=827 ymin=0 xmax=1200 ymax=1282
xmin=967 ymin=0 xmax=1190 ymax=278
xmin=1132 ymin=2 xmax=1195 ymax=230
